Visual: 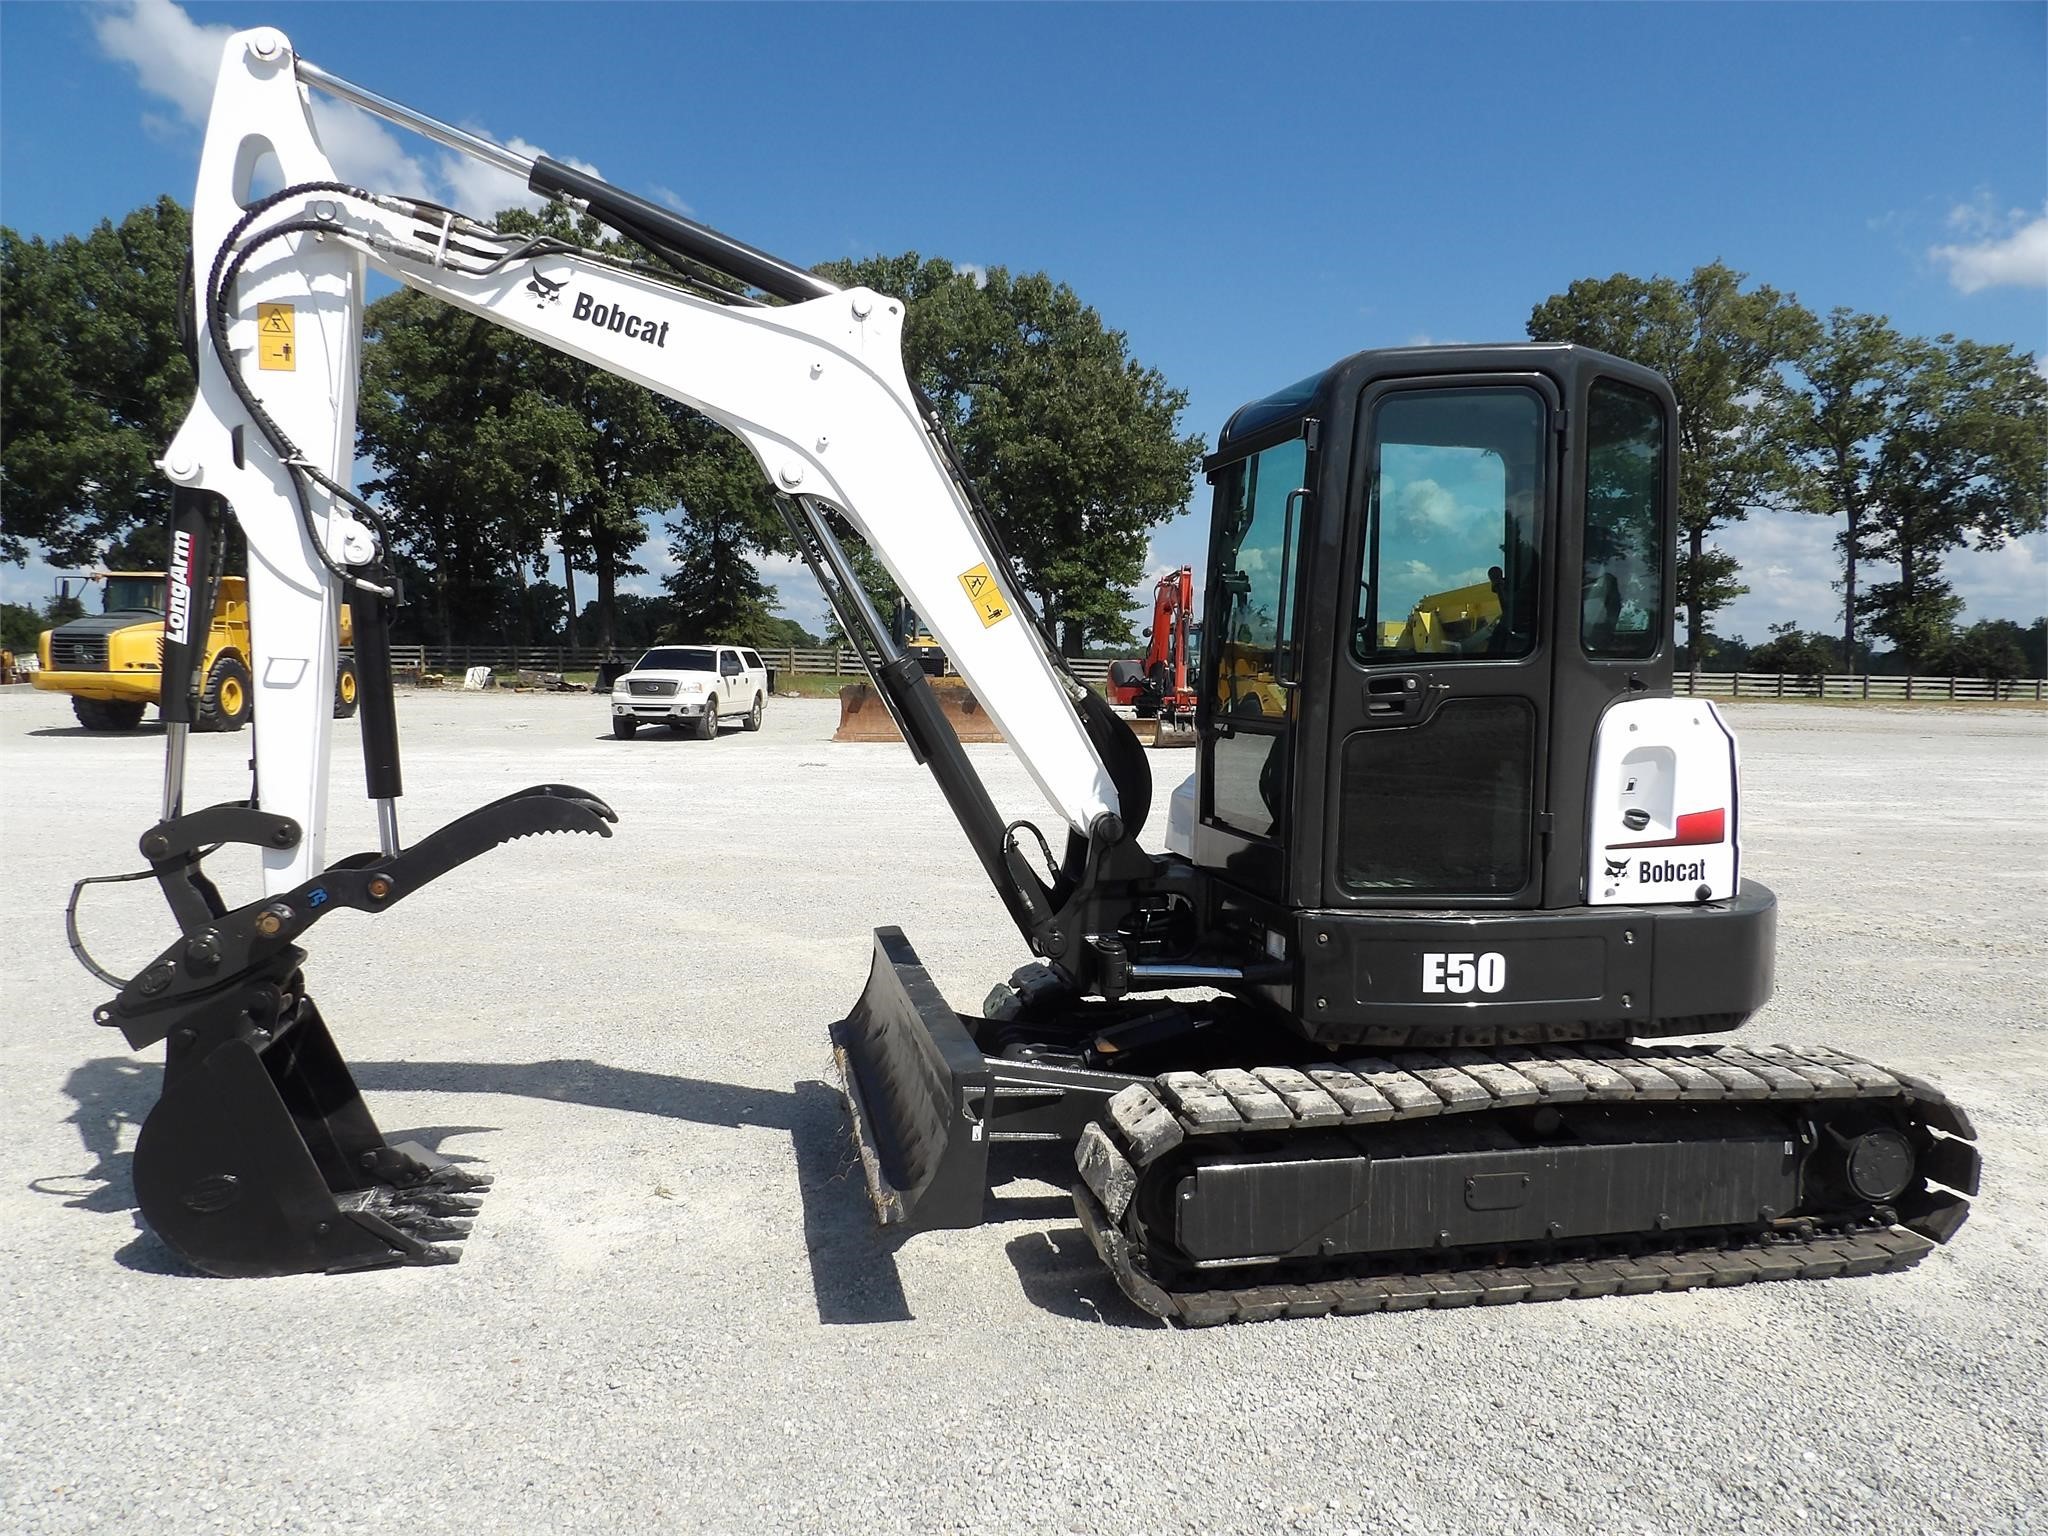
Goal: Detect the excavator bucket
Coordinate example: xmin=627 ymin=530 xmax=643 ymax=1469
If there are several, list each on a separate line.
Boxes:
xmin=830 ymin=928 xmax=993 ymax=1231
xmin=1149 ymin=714 xmax=1197 ymax=749
xmin=133 ymin=988 xmax=486 ymax=1278
xmin=835 ymin=683 xmax=1003 ymax=743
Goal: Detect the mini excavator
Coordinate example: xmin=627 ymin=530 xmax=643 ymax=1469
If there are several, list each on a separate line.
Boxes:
xmin=74 ymin=28 xmax=1977 ymax=1321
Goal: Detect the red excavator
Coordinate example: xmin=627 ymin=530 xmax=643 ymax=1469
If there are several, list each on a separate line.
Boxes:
xmin=1106 ymin=566 xmax=1198 ymax=745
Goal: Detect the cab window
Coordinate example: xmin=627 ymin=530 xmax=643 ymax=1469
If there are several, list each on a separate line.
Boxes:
xmin=1354 ymin=388 xmax=1544 ymax=662
xmin=1210 ymin=436 xmax=1308 ymax=717
xmin=1582 ymin=379 xmax=1666 ymax=658
xmin=719 ymin=651 xmax=742 ymax=676
xmin=741 ymin=649 xmax=763 ymax=670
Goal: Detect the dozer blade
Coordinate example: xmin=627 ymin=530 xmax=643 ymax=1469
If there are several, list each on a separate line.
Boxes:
xmin=830 ymin=928 xmax=993 ymax=1230
xmin=134 ymin=987 xmax=485 ymax=1277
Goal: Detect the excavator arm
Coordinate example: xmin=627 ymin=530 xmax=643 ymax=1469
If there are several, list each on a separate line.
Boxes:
xmin=77 ymin=27 xmax=1172 ymax=1277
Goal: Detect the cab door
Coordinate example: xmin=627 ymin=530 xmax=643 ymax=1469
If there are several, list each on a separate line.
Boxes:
xmin=1321 ymin=376 xmax=1560 ymax=910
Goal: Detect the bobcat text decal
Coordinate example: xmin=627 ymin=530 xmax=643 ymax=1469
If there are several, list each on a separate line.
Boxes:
xmin=571 ymin=292 xmax=669 ymax=348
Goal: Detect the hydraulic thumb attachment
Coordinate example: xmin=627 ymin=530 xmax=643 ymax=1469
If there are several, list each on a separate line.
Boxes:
xmin=95 ymin=783 xmax=616 ymax=1278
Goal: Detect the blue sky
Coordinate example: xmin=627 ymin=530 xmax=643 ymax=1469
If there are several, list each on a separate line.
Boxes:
xmin=4 ymin=0 xmax=2044 ymax=641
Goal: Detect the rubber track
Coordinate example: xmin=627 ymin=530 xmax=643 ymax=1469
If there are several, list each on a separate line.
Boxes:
xmin=1072 ymin=1042 xmax=1978 ymax=1328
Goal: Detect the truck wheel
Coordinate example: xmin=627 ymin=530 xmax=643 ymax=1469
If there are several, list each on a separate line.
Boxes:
xmin=743 ymin=693 xmax=764 ymax=731
xmin=694 ymin=700 xmax=717 ymax=740
xmin=333 ymin=657 xmax=360 ymax=719
xmin=197 ymin=656 xmax=254 ymax=733
xmin=612 ymin=716 xmax=638 ymax=739
xmin=72 ymin=697 xmax=147 ymax=732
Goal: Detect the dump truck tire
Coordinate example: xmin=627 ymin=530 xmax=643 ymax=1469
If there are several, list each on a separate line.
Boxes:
xmin=196 ymin=656 xmax=254 ymax=733
xmin=333 ymin=657 xmax=360 ymax=719
xmin=72 ymin=696 xmax=147 ymax=732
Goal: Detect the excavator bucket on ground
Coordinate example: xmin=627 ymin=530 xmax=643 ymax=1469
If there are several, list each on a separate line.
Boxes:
xmin=98 ymin=782 xmax=617 ymax=1278
xmin=133 ymin=984 xmax=489 ymax=1277
xmin=835 ymin=683 xmax=1003 ymax=743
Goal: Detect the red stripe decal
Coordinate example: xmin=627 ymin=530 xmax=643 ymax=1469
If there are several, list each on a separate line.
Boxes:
xmin=1612 ymin=807 xmax=1727 ymax=849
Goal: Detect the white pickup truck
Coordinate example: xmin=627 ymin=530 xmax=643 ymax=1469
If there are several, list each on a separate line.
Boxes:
xmin=609 ymin=643 xmax=769 ymax=739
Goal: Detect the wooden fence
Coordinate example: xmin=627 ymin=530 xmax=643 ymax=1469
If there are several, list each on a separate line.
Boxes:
xmin=387 ymin=646 xmax=2038 ymax=701
xmin=389 ymin=644 xmax=1115 ymax=686
xmin=1675 ymin=672 xmax=2044 ymax=702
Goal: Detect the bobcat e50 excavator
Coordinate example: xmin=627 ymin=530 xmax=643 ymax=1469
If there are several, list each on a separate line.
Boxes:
xmin=76 ymin=27 xmax=1977 ymax=1322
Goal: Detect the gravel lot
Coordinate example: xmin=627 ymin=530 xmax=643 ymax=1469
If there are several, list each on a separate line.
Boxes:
xmin=2 ymin=686 xmax=2043 ymax=1535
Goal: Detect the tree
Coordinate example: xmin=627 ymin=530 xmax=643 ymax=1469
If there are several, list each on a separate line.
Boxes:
xmin=356 ymin=204 xmax=685 ymax=651
xmin=1935 ymin=619 xmax=2034 ymax=683
xmin=1529 ymin=262 xmax=1815 ymax=662
xmin=660 ymin=417 xmax=788 ymax=646
xmin=812 ymin=255 xmax=1205 ymax=656
xmin=1860 ymin=336 xmax=2047 ymax=672
xmin=0 ymin=602 xmax=43 ymax=653
xmin=2 ymin=198 xmax=194 ymax=566
xmin=1772 ymin=310 xmax=1906 ymax=669
xmin=1747 ymin=621 xmax=1842 ymax=683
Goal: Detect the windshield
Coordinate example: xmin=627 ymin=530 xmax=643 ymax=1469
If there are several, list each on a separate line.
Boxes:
xmin=102 ymin=576 xmax=164 ymax=614
xmin=635 ymin=647 xmax=716 ymax=673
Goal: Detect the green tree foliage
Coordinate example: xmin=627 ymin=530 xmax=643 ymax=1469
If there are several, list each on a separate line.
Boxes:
xmin=812 ymin=255 xmax=1205 ymax=655
xmin=1528 ymin=262 xmax=1814 ymax=658
xmin=1933 ymin=618 xmax=2036 ymax=682
xmin=1746 ymin=621 xmax=1842 ymax=679
xmin=0 ymin=601 xmax=44 ymax=653
xmin=356 ymin=205 xmax=681 ymax=652
xmin=574 ymin=592 xmax=669 ymax=655
xmin=1771 ymin=310 xmax=1905 ymax=667
xmin=1 ymin=197 xmax=194 ymax=566
xmin=1859 ymin=336 xmax=2047 ymax=672
xmin=659 ymin=416 xmax=788 ymax=647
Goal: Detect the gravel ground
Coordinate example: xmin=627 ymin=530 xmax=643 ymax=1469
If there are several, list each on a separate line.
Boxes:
xmin=2 ymin=686 xmax=2043 ymax=1536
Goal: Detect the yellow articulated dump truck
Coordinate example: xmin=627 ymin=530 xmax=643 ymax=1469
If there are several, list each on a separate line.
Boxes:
xmin=35 ymin=571 xmax=358 ymax=732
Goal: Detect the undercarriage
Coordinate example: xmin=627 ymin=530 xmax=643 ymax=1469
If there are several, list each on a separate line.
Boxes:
xmin=833 ymin=929 xmax=1978 ymax=1327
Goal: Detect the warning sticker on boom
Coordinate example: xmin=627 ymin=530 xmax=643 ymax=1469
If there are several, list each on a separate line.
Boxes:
xmin=258 ymin=303 xmax=295 ymax=371
xmin=958 ymin=563 xmax=1010 ymax=628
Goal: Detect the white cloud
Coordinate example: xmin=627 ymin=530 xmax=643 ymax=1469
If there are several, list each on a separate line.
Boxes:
xmin=1714 ymin=514 xmax=2048 ymax=642
xmin=953 ymin=262 xmax=989 ymax=289
xmin=1929 ymin=203 xmax=2048 ymax=294
xmin=650 ymin=186 xmax=694 ymax=216
xmin=437 ymin=138 xmax=601 ymax=219
xmin=90 ymin=0 xmax=224 ymax=124
xmin=1394 ymin=478 xmax=1460 ymax=537
xmin=91 ymin=1 xmax=599 ymax=214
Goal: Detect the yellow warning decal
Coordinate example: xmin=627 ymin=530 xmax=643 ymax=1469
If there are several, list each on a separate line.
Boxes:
xmin=958 ymin=562 xmax=1011 ymax=628
xmin=258 ymin=303 xmax=295 ymax=371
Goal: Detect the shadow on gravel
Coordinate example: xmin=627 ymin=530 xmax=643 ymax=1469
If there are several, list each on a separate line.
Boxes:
xmin=25 ymin=724 xmax=168 ymax=737
xmin=48 ymin=1055 xmax=1110 ymax=1326
xmin=1003 ymin=1228 xmax=1165 ymax=1330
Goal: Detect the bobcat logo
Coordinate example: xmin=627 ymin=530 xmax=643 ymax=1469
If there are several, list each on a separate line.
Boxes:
xmin=526 ymin=271 xmax=566 ymax=308
xmin=1603 ymin=855 xmax=1629 ymax=880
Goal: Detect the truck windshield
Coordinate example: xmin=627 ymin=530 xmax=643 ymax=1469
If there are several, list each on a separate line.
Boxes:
xmin=637 ymin=647 xmax=716 ymax=672
xmin=102 ymin=576 xmax=165 ymax=614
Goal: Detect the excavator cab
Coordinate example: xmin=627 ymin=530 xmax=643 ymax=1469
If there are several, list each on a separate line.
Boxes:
xmin=1177 ymin=346 xmax=1775 ymax=1044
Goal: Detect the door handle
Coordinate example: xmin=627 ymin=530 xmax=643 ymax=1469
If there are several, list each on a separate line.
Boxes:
xmin=1363 ymin=673 xmax=1425 ymax=720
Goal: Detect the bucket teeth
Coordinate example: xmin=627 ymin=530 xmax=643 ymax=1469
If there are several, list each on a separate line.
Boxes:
xmin=348 ymin=1187 xmax=476 ymax=1243
xmin=421 ymin=1165 xmax=492 ymax=1195
xmin=396 ymin=1188 xmax=483 ymax=1217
